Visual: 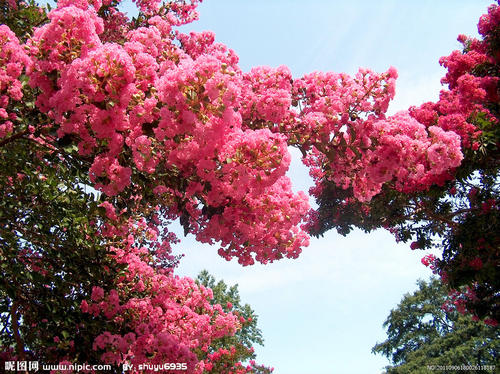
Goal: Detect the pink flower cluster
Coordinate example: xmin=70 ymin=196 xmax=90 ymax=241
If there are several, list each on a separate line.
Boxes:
xmin=0 ymin=25 xmax=30 ymax=138
xmin=27 ymin=3 xmax=104 ymax=111
xmin=478 ymin=2 xmax=500 ymax=38
xmin=240 ymin=65 xmax=293 ymax=126
xmin=410 ymin=3 xmax=499 ymax=149
xmin=303 ymin=110 xmax=463 ymax=202
xmin=290 ymin=67 xmax=397 ymax=147
xmin=444 ymin=285 xmax=498 ymax=327
xmin=79 ymin=217 xmax=242 ymax=373
xmin=421 ymin=254 xmax=437 ymax=270
xmin=21 ymin=0 xmax=310 ymax=265
xmin=200 ymin=346 xmax=272 ymax=373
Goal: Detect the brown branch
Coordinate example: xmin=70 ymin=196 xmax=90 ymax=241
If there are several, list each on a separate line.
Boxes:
xmin=415 ymin=204 xmax=460 ymax=230
xmin=0 ymin=129 xmax=28 ymax=147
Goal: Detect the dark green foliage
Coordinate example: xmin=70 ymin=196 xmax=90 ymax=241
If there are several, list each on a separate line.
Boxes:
xmin=0 ymin=0 xmax=49 ymax=41
xmin=0 ymin=134 xmax=124 ymax=363
xmin=372 ymin=278 xmax=500 ymax=373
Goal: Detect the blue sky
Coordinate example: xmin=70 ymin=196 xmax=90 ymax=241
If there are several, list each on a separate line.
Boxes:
xmin=121 ymin=1 xmax=493 ymax=373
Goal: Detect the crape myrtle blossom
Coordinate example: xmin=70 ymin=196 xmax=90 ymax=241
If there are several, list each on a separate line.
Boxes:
xmin=28 ymin=0 xmax=310 ymax=266
xmin=0 ymin=25 xmax=30 ymax=138
xmin=302 ymin=111 xmax=463 ymax=202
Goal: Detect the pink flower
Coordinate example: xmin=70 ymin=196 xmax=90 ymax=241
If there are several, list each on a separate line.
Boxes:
xmin=421 ymin=254 xmax=437 ymax=268
xmin=91 ymin=286 xmax=104 ymax=301
xmin=469 ymin=257 xmax=483 ymax=270
xmin=484 ymin=318 xmax=498 ymax=327
xmin=80 ymin=300 xmax=89 ymax=313
xmin=99 ymin=201 xmax=118 ymax=221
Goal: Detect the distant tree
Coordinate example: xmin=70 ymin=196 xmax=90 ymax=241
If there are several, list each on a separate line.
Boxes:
xmin=195 ymin=270 xmax=273 ymax=374
xmin=372 ymin=278 xmax=499 ymax=373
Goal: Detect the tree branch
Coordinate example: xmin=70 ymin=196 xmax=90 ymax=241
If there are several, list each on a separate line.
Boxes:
xmin=0 ymin=129 xmax=28 ymax=147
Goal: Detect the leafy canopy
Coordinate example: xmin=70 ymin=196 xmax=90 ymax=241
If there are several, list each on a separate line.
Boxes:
xmin=372 ymin=278 xmax=500 ymax=374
